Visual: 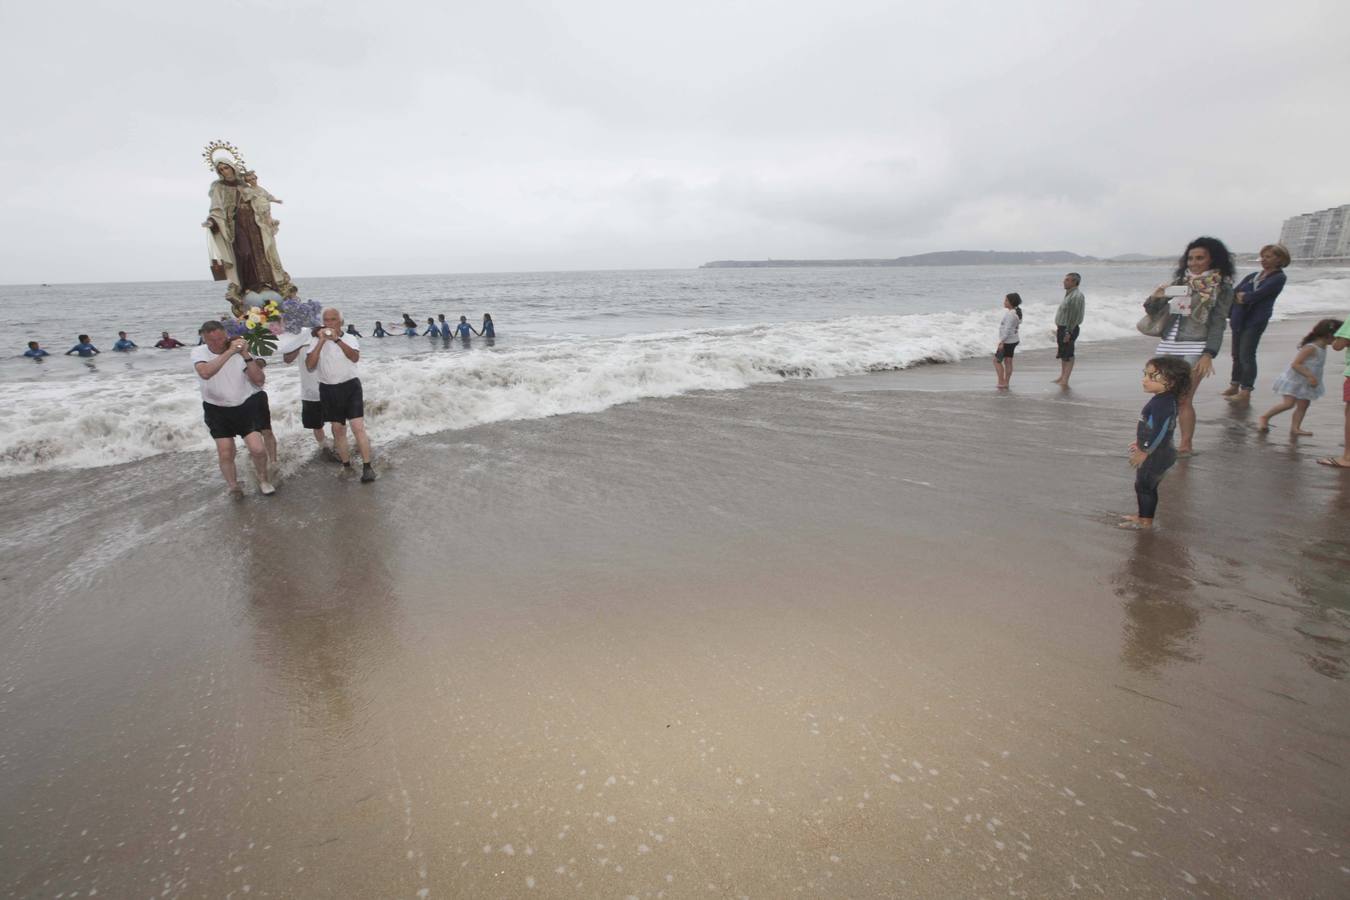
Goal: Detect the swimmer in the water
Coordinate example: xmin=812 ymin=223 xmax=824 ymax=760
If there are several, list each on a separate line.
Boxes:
xmin=65 ymin=334 xmax=100 ymax=357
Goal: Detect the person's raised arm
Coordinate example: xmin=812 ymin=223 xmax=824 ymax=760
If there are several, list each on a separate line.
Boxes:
xmin=1144 ymin=284 xmax=1171 ymax=313
xmin=305 ymin=331 xmax=327 ymax=371
xmin=243 ymin=355 xmax=265 ymax=387
xmin=333 ymin=335 xmax=360 ymax=364
xmin=194 ymin=339 xmax=244 ymax=379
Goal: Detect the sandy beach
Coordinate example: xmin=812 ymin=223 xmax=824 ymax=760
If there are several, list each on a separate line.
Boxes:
xmin=2 ymin=317 xmax=1347 ymax=898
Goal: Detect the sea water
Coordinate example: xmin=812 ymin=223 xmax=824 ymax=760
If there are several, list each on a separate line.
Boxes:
xmin=1 ymin=264 xmax=1346 ymax=476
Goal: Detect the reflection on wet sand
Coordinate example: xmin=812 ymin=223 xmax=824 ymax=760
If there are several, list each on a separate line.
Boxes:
xmin=1113 ymin=531 xmax=1201 ymax=673
xmin=241 ymin=499 xmax=402 ymax=733
xmin=1292 ymin=486 xmax=1350 ymax=679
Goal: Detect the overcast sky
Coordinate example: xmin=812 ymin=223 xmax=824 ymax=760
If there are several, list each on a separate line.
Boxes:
xmin=2 ymin=0 xmax=1348 ymax=283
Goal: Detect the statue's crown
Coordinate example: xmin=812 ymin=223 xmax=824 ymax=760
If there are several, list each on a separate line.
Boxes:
xmin=203 ymin=140 xmax=247 ymax=173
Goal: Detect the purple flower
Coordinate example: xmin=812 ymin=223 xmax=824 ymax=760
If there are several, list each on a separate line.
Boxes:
xmin=279 ymin=297 xmax=323 ymax=334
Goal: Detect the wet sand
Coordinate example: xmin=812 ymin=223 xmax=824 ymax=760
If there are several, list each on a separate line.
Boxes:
xmin=2 ymin=319 xmax=1348 ymax=898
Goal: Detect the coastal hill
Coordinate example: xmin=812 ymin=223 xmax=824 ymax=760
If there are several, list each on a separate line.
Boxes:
xmin=700 ymin=250 xmax=1156 ymax=268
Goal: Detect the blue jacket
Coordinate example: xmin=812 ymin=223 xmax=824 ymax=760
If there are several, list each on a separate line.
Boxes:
xmin=1229 ymin=270 xmax=1286 ymax=332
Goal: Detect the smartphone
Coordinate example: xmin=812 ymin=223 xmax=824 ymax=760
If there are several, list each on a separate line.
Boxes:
xmin=1163 ymin=285 xmax=1190 ymax=297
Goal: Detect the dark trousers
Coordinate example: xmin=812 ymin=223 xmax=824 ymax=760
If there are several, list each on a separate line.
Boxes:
xmin=1228 ymin=320 xmax=1268 ymax=390
xmin=1135 ymin=447 xmax=1177 ymax=519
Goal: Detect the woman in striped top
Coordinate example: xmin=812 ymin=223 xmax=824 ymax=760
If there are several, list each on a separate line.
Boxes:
xmin=1140 ymin=237 xmax=1235 ymax=456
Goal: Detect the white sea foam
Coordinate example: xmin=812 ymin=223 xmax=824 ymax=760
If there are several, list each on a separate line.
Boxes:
xmin=1 ymin=277 xmax=1344 ymax=477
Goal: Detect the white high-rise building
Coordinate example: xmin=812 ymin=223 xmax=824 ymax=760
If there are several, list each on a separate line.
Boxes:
xmin=1280 ymin=205 xmax=1350 ymax=259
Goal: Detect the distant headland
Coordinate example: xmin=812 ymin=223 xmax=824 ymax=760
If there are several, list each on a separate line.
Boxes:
xmin=699 ymin=250 xmax=1169 ymax=269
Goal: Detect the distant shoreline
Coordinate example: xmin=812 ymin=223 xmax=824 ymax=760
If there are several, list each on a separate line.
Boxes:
xmin=699 ymin=249 xmax=1266 ymax=269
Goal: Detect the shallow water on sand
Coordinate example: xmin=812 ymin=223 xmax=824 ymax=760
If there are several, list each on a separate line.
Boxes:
xmin=2 ymin=319 xmax=1348 ymax=897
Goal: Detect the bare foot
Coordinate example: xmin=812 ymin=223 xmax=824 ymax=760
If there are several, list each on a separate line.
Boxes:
xmin=1317 ymin=456 xmax=1350 ymax=469
xmin=1051 ymin=378 xmax=1063 ymax=385
xmin=227 ymin=484 xmax=245 ymax=499
xmin=1118 ymin=518 xmax=1153 ymax=530
xmin=1291 ymin=428 xmax=1313 ymax=436
xmin=1255 ymin=416 xmax=1269 ymax=432
xmin=1220 ymin=384 xmax=1239 ymax=397
xmin=1119 ymin=514 xmax=1140 ymax=522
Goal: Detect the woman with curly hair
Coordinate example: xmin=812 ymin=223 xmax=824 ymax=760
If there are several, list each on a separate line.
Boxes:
xmin=1140 ymin=236 xmax=1235 ymax=456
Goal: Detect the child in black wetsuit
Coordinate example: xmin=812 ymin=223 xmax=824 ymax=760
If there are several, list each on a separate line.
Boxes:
xmin=1121 ymin=356 xmax=1192 ymax=530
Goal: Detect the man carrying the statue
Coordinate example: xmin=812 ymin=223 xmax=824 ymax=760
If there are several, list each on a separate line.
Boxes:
xmin=306 ymin=307 xmax=378 ymax=483
xmin=192 ymin=321 xmax=277 ymax=497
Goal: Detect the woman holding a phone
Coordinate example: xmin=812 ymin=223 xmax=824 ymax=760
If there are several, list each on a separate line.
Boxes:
xmin=1141 ymin=236 xmax=1235 ymax=456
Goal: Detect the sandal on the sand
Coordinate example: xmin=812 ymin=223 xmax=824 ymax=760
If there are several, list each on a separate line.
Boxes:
xmin=1317 ymin=457 xmax=1350 ymax=469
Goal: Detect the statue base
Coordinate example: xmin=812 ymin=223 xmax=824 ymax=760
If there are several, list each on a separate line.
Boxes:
xmin=226 ymin=282 xmax=297 ymax=318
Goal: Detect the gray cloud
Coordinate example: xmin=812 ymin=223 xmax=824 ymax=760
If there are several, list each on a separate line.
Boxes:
xmin=2 ymin=0 xmax=1348 ymax=282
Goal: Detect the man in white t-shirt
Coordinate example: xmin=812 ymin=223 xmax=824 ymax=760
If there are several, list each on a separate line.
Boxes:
xmin=283 ymin=332 xmax=334 ymax=458
xmin=191 ymin=320 xmax=275 ymax=496
xmin=306 ymin=307 xmax=377 ymax=482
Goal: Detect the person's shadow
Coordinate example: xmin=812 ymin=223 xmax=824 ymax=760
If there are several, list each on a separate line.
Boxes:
xmin=1112 ymin=531 xmax=1201 ymax=674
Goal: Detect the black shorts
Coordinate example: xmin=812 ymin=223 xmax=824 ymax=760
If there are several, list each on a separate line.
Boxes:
xmin=995 ymin=342 xmax=1018 ymax=362
xmin=251 ymin=391 xmax=273 ymax=432
xmin=301 ymin=399 xmax=324 ymax=430
xmin=203 ymin=397 xmax=261 ymax=440
xmin=319 ymin=378 xmax=364 ymax=424
xmin=1056 ymin=326 xmax=1080 ymax=360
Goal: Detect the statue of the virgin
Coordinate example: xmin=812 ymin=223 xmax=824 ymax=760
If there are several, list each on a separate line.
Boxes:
xmin=201 ymin=142 xmax=296 ymax=316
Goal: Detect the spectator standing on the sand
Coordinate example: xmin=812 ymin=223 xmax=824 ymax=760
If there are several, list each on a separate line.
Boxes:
xmin=1053 ymin=273 xmax=1085 ymax=386
xmin=1222 ymin=242 xmax=1290 ymax=404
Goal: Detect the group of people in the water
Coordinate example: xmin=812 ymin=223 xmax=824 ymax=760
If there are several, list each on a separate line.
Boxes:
xmin=372 ymin=312 xmax=495 ymax=340
xmin=23 ymin=330 xmax=187 ymax=357
xmin=21 ymin=313 xmax=498 ymax=360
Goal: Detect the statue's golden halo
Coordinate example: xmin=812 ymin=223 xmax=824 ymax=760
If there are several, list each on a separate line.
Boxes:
xmin=202 ymin=140 xmax=247 ymax=174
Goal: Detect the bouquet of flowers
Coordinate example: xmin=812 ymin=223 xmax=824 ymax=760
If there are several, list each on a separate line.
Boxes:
xmin=223 ymin=296 xmax=322 ymax=356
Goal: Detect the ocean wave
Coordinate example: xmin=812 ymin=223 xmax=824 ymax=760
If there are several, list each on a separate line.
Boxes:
xmin=2 ymin=278 xmax=1344 ymax=477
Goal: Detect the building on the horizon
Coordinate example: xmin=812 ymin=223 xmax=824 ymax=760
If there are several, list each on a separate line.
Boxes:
xmin=1279 ymin=204 xmax=1350 ymax=259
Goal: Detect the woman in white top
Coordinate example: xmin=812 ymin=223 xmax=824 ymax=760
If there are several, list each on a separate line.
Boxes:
xmin=993 ymin=293 xmax=1023 ymax=389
